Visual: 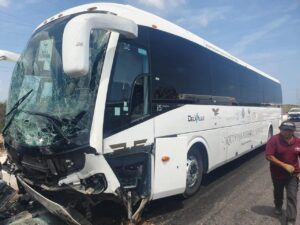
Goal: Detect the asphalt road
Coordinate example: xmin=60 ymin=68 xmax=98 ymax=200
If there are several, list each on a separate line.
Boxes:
xmin=3 ymin=146 xmax=283 ymax=225
xmin=142 ymin=146 xmax=300 ymax=225
xmin=2 ymin=126 xmax=300 ymax=225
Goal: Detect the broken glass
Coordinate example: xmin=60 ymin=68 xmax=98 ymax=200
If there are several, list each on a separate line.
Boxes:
xmin=5 ymin=16 xmax=110 ymax=147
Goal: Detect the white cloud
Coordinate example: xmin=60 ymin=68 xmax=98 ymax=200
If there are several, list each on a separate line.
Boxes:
xmin=177 ymin=6 xmax=230 ymax=28
xmin=168 ymin=0 xmax=187 ymax=8
xmin=0 ymin=0 xmax=10 ymax=7
xmin=230 ymin=16 xmax=290 ymax=56
xmin=137 ymin=0 xmax=186 ymax=10
xmin=137 ymin=0 xmax=164 ymax=9
xmin=242 ymin=50 xmax=298 ymax=68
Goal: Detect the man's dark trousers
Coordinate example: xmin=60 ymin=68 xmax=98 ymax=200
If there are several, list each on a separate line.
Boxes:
xmin=272 ymin=176 xmax=299 ymax=222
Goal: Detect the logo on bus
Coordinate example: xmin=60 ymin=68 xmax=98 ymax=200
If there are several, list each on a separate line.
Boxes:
xmin=188 ymin=114 xmax=204 ymax=123
xmin=212 ymin=108 xmax=220 ymax=116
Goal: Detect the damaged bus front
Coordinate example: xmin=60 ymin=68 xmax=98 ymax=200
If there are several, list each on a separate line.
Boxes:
xmin=3 ymin=11 xmax=153 ymax=223
xmin=3 ymin=2 xmax=282 ymax=225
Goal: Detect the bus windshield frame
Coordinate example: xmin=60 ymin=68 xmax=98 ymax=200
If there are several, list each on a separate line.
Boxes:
xmin=5 ymin=15 xmax=110 ymax=149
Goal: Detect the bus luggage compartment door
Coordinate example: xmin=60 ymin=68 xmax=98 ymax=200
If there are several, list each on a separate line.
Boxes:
xmin=152 ymin=137 xmax=187 ymax=200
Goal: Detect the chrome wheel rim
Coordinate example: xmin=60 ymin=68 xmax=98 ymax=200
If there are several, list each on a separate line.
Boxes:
xmin=186 ymin=155 xmax=199 ymax=188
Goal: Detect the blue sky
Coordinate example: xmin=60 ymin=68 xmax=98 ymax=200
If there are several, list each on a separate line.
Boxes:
xmin=0 ymin=0 xmax=299 ymax=104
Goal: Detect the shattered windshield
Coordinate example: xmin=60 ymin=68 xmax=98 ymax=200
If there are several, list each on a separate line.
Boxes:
xmin=6 ymin=16 xmax=110 ymax=147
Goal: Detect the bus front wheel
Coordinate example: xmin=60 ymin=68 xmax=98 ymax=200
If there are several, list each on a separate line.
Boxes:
xmin=183 ymin=148 xmax=203 ymax=198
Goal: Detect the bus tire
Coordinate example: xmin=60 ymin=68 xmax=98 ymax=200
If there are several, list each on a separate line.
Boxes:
xmin=183 ymin=148 xmax=203 ymax=198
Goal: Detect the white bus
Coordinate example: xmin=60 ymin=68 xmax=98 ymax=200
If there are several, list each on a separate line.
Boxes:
xmin=3 ymin=3 xmax=282 ymax=224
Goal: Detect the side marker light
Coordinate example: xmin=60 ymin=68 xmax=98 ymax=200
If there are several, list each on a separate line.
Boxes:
xmin=162 ymin=156 xmax=170 ymax=162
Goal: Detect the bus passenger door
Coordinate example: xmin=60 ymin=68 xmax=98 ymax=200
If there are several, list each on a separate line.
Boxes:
xmin=152 ymin=137 xmax=187 ymax=200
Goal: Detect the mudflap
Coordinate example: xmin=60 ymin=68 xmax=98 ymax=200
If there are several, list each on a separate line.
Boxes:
xmin=17 ymin=176 xmax=91 ymax=225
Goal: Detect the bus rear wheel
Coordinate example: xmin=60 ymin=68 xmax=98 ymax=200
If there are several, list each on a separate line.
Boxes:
xmin=183 ymin=148 xmax=203 ymax=198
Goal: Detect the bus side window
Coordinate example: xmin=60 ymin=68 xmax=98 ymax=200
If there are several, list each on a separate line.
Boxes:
xmin=104 ymin=42 xmax=150 ymax=134
xmin=130 ymin=74 xmax=150 ymax=120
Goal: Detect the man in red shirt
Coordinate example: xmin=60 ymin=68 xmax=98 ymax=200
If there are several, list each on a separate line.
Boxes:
xmin=266 ymin=121 xmax=300 ymax=225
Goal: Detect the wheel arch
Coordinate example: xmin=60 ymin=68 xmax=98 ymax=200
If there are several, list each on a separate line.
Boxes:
xmin=187 ymin=138 xmax=209 ymax=174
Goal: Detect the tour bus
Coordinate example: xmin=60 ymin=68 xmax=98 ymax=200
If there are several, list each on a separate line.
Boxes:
xmin=2 ymin=3 xmax=282 ymax=224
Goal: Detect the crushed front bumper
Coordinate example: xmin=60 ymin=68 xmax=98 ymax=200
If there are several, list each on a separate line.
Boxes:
xmin=16 ymin=176 xmax=90 ymax=225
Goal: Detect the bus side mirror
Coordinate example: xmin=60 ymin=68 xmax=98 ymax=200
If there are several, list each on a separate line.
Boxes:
xmin=0 ymin=50 xmax=20 ymax=62
xmin=62 ymin=13 xmax=138 ymax=77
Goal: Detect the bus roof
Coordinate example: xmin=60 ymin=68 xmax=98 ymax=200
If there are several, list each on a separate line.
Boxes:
xmin=37 ymin=2 xmax=280 ymax=84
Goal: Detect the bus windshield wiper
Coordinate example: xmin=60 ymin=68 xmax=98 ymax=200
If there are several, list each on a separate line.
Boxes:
xmin=23 ymin=110 xmax=71 ymax=144
xmin=5 ymin=89 xmax=33 ymax=117
xmin=2 ymin=89 xmax=33 ymax=135
xmin=70 ymin=110 xmax=87 ymax=125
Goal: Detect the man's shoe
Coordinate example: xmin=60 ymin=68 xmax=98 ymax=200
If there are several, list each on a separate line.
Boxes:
xmin=274 ymin=207 xmax=282 ymax=215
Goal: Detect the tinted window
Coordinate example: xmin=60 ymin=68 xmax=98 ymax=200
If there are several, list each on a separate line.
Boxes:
xmin=106 ymin=42 xmax=149 ymax=102
xmin=104 ymin=41 xmax=150 ymax=135
xmin=262 ymin=78 xmax=282 ymax=104
xmin=239 ymin=68 xmax=260 ymax=104
xmin=256 ymin=74 xmax=264 ymax=103
xmin=149 ymin=28 xmax=282 ymax=107
xmin=274 ymin=82 xmax=282 ymax=103
xmin=210 ymin=52 xmax=240 ymax=104
xmin=150 ymin=29 xmax=211 ymax=102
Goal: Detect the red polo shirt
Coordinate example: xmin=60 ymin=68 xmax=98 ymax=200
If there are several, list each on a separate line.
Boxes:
xmin=265 ymin=134 xmax=300 ymax=180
